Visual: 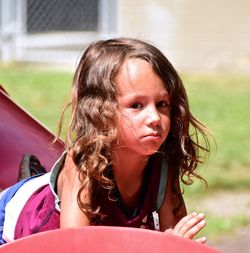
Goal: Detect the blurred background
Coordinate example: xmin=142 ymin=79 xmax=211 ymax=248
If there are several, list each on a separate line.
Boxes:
xmin=0 ymin=1 xmax=250 ymax=252
xmin=1 ymin=0 xmax=250 ymax=71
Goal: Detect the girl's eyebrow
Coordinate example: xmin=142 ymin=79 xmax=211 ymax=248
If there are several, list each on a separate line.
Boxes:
xmin=158 ymin=92 xmax=169 ymax=98
xmin=119 ymin=92 xmax=169 ymax=101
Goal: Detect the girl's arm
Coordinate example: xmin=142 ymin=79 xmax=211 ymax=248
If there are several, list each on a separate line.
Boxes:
xmin=159 ymin=168 xmax=187 ymax=230
xmin=59 ymin=154 xmax=91 ymax=228
xmin=159 ymin=170 xmax=206 ymax=243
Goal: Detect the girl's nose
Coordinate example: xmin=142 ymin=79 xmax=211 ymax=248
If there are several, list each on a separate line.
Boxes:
xmin=145 ymin=106 xmax=161 ymax=126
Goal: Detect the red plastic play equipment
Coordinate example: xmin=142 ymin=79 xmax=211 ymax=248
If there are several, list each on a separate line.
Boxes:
xmin=0 ymin=227 xmax=221 ymax=253
xmin=0 ymin=86 xmax=64 ymax=189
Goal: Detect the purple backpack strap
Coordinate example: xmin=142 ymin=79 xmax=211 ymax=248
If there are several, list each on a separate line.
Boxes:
xmin=14 ymin=184 xmax=60 ymax=240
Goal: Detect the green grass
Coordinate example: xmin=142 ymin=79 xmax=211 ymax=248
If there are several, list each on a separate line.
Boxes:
xmin=1 ymin=64 xmax=250 ymax=241
xmin=198 ymin=214 xmax=250 ymax=243
xmin=183 ymin=73 xmax=250 ymax=169
xmin=0 ymin=64 xmax=72 ymax=134
xmin=181 ymin=73 xmax=250 ymax=195
xmin=182 ymin=73 xmax=250 ymax=242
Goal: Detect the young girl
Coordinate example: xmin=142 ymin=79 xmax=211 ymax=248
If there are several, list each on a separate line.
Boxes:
xmin=0 ymin=38 xmax=210 ymax=244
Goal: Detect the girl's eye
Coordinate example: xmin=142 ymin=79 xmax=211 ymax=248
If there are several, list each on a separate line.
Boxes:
xmin=131 ymin=102 xmax=143 ymax=109
xmin=157 ymin=101 xmax=169 ymax=108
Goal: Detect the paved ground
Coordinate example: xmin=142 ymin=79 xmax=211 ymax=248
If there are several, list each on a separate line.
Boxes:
xmin=211 ymin=226 xmax=250 ymax=253
xmin=197 ymin=191 xmax=250 ymax=253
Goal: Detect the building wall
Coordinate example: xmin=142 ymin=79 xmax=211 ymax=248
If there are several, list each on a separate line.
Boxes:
xmin=117 ymin=0 xmax=178 ymax=63
xmin=117 ymin=0 xmax=250 ymax=72
xmin=1 ymin=0 xmax=249 ymax=72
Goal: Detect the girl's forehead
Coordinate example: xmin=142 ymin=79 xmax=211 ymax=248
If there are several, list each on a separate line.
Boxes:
xmin=120 ymin=58 xmax=151 ymax=75
xmin=115 ymin=58 xmax=168 ymax=96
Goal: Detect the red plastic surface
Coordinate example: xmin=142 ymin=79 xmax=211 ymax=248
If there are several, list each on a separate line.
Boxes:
xmin=0 ymin=86 xmax=64 ymax=189
xmin=0 ymin=227 xmax=221 ymax=253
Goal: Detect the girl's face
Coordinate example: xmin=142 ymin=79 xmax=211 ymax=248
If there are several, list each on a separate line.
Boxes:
xmin=115 ymin=58 xmax=171 ymax=157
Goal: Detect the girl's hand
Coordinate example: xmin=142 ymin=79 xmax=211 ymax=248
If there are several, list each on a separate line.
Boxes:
xmin=165 ymin=212 xmax=207 ymax=243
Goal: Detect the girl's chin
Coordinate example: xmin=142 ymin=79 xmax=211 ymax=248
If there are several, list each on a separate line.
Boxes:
xmin=114 ymin=143 xmax=162 ymax=156
xmin=136 ymin=147 xmax=161 ymax=156
xmin=142 ymin=144 xmax=162 ymax=154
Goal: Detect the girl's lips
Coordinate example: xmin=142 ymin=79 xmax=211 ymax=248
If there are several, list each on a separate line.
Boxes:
xmin=142 ymin=133 xmax=162 ymax=140
xmin=144 ymin=132 xmax=161 ymax=137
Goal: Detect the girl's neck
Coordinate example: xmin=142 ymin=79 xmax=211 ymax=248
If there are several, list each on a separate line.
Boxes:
xmin=112 ymin=149 xmax=149 ymax=210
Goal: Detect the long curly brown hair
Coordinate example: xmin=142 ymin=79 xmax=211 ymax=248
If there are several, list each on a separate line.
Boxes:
xmin=58 ymin=37 xmax=210 ymax=221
